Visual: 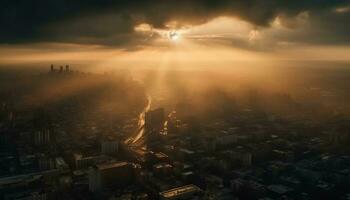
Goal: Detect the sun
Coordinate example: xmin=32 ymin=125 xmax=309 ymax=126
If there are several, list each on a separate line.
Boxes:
xmin=168 ymin=31 xmax=180 ymax=41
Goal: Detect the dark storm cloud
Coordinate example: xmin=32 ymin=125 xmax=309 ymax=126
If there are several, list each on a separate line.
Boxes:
xmin=0 ymin=0 xmax=349 ymax=46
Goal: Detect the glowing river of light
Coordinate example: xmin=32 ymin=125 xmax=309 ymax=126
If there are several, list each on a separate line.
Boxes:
xmin=125 ymin=95 xmax=151 ymax=145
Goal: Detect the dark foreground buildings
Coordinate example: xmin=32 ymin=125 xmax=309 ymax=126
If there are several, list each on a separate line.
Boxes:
xmin=0 ymin=66 xmax=350 ymax=200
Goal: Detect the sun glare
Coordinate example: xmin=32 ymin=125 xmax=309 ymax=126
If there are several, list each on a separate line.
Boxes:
xmin=168 ymin=31 xmax=180 ymax=41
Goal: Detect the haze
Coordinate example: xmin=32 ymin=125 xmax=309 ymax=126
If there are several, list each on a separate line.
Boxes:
xmin=1 ymin=1 xmax=350 ymax=200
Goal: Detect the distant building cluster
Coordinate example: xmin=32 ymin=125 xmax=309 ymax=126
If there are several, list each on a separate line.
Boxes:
xmin=50 ymin=64 xmax=71 ymax=73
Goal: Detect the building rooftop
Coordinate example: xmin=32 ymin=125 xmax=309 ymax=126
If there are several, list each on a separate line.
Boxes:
xmin=155 ymin=152 xmax=169 ymax=159
xmin=267 ymin=184 xmax=293 ymax=195
xmin=97 ymin=162 xmax=129 ymax=171
xmin=159 ymin=184 xmax=201 ymax=199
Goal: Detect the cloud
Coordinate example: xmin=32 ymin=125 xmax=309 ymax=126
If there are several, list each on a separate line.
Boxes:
xmin=0 ymin=0 xmax=349 ymax=47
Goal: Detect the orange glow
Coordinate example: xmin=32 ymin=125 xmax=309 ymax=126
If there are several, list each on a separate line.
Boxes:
xmin=1 ymin=17 xmax=349 ymax=71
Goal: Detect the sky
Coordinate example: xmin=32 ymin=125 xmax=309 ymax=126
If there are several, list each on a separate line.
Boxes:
xmin=1 ymin=0 xmax=350 ymax=68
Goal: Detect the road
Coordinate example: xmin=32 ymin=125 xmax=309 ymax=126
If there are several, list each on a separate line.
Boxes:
xmin=124 ymin=95 xmax=151 ymax=146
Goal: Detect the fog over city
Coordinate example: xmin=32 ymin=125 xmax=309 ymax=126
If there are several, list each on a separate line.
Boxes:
xmin=0 ymin=1 xmax=350 ymax=200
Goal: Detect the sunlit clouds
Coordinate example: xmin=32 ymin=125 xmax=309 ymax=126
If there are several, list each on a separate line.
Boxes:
xmin=1 ymin=13 xmax=350 ymax=70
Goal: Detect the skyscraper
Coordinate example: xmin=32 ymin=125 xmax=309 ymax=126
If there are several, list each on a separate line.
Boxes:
xmin=88 ymin=162 xmax=134 ymax=192
xmin=101 ymin=138 xmax=119 ymax=155
xmin=145 ymin=108 xmax=165 ymax=131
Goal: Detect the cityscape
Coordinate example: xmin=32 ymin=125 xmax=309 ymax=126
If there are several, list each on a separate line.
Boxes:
xmin=1 ymin=64 xmax=349 ymax=200
xmin=1 ymin=1 xmax=350 ymax=200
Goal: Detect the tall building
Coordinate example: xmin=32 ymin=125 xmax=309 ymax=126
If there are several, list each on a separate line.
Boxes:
xmin=101 ymin=138 xmax=119 ymax=155
xmin=74 ymin=153 xmax=105 ymax=169
xmin=145 ymin=108 xmax=165 ymax=131
xmin=65 ymin=65 xmax=70 ymax=72
xmin=50 ymin=64 xmax=54 ymax=72
xmin=89 ymin=162 xmax=134 ymax=192
xmin=34 ymin=130 xmax=51 ymax=145
xmin=232 ymin=149 xmax=253 ymax=167
xmin=37 ymin=154 xmax=56 ymax=171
